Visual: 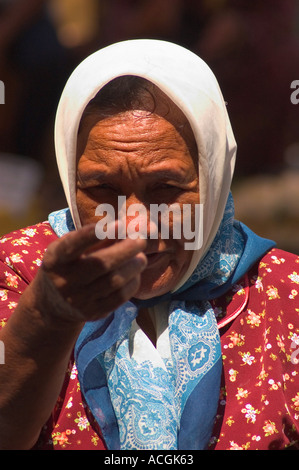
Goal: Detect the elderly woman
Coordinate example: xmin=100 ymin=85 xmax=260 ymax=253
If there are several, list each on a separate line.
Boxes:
xmin=0 ymin=40 xmax=298 ymax=451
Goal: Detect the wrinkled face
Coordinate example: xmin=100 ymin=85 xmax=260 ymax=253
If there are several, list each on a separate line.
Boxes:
xmin=76 ymin=107 xmax=199 ymax=299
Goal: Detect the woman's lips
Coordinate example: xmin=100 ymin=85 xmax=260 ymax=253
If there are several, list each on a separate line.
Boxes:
xmin=145 ymin=252 xmax=167 ymax=268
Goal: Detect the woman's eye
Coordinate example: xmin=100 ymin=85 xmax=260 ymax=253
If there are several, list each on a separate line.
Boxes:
xmin=98 ymin=183 xmax=113 ymax=189
xmin=156 ymin=183 xmax=181 ymax=191
xmin=90 ymin=183 xmax=116 ymax=192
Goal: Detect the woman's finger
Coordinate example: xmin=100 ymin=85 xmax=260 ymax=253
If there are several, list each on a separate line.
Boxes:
xmin=43 ymin=224 xmax=99 ymax=268
xmin=60 ymin=252 xmax=146 ymax=299
xmin=44 ymin=224 xmax=147 ymax=274
xmin=80 ymin=238 xmax=147 ymax=280
xmin=86 ymin=275 xmax=143 ymax=321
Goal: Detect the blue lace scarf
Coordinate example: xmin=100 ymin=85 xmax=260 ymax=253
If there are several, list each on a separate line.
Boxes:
xmin=48 ymin=194 xmax=275 ymax=449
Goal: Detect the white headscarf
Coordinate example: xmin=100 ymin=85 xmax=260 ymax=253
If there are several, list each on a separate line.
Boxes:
xmin=54 ymin=39 xmax=237 ymax=290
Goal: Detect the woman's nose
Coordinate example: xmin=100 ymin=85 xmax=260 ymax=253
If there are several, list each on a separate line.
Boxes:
xmin=123 ymin=196 xmax=155 ymax=240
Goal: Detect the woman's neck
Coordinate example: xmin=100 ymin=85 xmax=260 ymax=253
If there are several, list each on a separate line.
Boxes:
xmin=137 ymin=308 xmax=157 ymax=346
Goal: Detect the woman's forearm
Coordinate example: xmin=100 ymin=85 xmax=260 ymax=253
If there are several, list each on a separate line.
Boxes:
xmin=0 ymin=226 xmax=146 ymax=449
xmin=0 ymin=279 xmax=83 ymax=450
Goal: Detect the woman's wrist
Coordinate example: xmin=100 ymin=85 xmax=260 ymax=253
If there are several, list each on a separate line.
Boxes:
xmin=21 ymin=271 xmax=86 ymax=333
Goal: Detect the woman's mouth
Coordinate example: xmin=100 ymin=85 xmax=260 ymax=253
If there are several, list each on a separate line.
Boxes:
xmin=145 ymin=252 xmax=167 ymax=268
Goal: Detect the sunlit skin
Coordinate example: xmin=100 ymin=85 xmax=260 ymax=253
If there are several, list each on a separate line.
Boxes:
xmin=76 ymin=108 xmax=199 ymax=304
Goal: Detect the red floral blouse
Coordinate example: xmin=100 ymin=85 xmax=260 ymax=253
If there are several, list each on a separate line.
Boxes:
xmin=0 ymin=222 xmax=298 ymax=450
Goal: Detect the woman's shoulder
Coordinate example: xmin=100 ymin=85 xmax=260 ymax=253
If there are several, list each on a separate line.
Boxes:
xmin=216 ymin=247 xmax=299 ymax=330
xmin=0 ymin=221 xmax=57 ymax=253
xmin=256 ymin=247 xmax=299 ymax=288
xmin=248 ymin=247 xmax=299 ymax=329
xmin=0 ymin=221 xmax=58 ymax=281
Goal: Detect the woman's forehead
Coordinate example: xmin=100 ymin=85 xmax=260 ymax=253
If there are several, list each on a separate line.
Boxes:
xmin=77 ymin=109 xmax=198 ymax=169
xmin=78 ymin=81 xmax=198 ymax=163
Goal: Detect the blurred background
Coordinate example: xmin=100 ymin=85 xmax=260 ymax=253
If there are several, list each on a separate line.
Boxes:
xmin=0 ymin=0 xmax=298 ymax=253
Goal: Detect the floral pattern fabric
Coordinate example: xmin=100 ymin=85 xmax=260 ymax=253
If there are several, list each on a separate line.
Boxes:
xmin=0 ymin=222 xmax=298 ymax=450
xmin=210 ymin=253 xmax=299 ymax=450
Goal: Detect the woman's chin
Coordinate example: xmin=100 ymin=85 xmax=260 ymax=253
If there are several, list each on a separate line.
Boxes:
xmin=132 ymin=251 xmax=191 ymax=301
xmin=133 ymin=268 xmax=178 ymax=300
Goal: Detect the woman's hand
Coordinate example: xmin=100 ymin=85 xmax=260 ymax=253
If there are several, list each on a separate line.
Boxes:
xmin=33 ymin=224 xmax=147 ymax=326
xmin=0 ymin=224 xmax=147 ymax=449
